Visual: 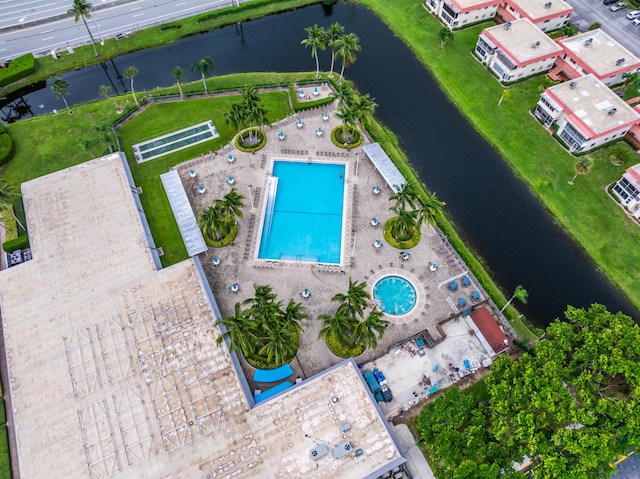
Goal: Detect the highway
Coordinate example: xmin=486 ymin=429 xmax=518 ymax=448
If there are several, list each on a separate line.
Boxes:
xmin=0 ymin=0 xmax=240 ymax=62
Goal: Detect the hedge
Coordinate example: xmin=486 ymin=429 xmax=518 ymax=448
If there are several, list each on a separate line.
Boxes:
xmin=2 ymin=235 xmax=29 ymax=253
xmin=0 ymin=53 xmax=36 ymax=87
xmin=289 ymin=83 xmax=335 ymax=112
xmin=331 ymin=125 xmax=363 ymax=149
xmin=196 ymin=0 xmax=274 ymax=24
xmin=0 ymin=133 xmax=15 ymax=166
xmin=202 ymin=223 xmax=238 ymax=248
xmin=324 ymin=329 xmax=366 ymax=358
xmin=0 ymin=123 xmax=6 ymax=134
xmin=235 ymin=128 xmax=266 ymax=153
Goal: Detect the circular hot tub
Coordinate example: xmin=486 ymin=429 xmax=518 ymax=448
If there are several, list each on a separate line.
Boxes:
xmin=373 ymin=275 xmax=417 ymax=316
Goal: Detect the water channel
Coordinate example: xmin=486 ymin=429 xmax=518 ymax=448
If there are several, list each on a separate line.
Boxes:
xmin=2 ymin=3 xmax=637 ymax=327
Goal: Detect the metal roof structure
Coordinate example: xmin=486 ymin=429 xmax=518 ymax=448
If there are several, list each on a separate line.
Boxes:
xmin=362 ymin=143 xmax=406 ymax=193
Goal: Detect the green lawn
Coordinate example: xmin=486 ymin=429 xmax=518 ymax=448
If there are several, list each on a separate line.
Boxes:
xmin=0 ymin=425 xmax=8 ymax=478
xmin=357 ymin=0 xmax=640 ymax=315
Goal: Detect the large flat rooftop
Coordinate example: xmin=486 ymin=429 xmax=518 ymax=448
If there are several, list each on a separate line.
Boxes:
xmin=0 ymin=153 xmax=403 ymax=479
xmin=545 ymin=74 xmax=640 ymax=136
xmin=483 ymin=18 xmax=562 ymax=65
xmin=559 ymin=29 xmax=640 ymax=78
xmin=507 ymin=0 xmax=573 ymax=21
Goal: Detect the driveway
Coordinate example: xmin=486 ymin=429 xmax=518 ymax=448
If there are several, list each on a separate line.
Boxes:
xmin=570 ymin=0 xmax=640 ymax=57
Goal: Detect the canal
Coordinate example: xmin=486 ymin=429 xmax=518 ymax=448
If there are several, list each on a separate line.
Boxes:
xmin=2 ymin=3 xmax=637 ymax=327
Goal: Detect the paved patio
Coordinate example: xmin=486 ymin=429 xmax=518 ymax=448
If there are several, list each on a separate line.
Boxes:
xmin=174 ymin=84 xmax=508 ymax=396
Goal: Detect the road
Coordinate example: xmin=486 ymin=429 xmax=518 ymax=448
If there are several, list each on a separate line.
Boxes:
xmin=569 ymin=0 xmax=640 ymax=58
xmin=0 ymin=0 xmax=241 ymax=63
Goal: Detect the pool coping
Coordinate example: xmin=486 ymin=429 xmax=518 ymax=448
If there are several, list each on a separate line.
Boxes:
xmin=368 ymin=268 xmax=426 ymax=325
xmin=252 ymin=157 xmax=350 ymax=267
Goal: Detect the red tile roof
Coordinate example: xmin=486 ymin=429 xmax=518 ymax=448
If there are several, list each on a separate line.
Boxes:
xmin=469 ymin=306 xmax=509 ymax=354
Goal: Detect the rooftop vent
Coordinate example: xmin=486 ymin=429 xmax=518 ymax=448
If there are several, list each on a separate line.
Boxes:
xmin=340 ymin=423 xmax=352 ymax=433
xmin=569 ymin=81 xmax=577 ymax=89
xmin=504 ymin=21 xmax=512 ymax=30
xmin=545 ymin=1 xmax=552 ymax=7
xmin=608 ymin=108 xmax=617 ymax=116
xmin=616 ymin=58 xmax=626 ymax=65
xmin=332 ymin=442 xmax=353 ymax=459
xmin=531 ymin=40 xmax=541 ymax=48
xmin=584 ymin=37 xmax=593 ymax=46
xmin=310 ymin=444 xmax=329 ymax=460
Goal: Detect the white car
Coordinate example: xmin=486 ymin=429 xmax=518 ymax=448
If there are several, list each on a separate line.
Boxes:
xmin=610 ymin=2 xmax=627 ymax=11
xmin=633 ymin=17 xmax=640 ymax=24
xmin=627 ymin=9 xmax=640 ymax=18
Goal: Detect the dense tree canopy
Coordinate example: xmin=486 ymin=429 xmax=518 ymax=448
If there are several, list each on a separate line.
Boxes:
xmin=416 ymin=304 xmax=640 ymax=479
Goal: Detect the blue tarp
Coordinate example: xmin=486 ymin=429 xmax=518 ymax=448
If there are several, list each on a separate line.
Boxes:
xmin=254 ymin=381 xmax=294 ymax=403
xmin=427 ymin=385 xmax=440 ymax=394
xmin=253 ymin=364 xmax=294 ymax=383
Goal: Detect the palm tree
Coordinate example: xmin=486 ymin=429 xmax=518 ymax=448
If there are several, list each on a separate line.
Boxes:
xmin=353 ymin=307 xmax=389 ymax=350
xmin=123 ymin=66 xmax=139 ymax=107
xmin=327 ymin=22 xmax=345 ymax=78
xmin=68 ymin=0 xmax=99 ymax=57
xmin=258 ymin=322 xmax=297 ymax=365
xmin=390 ymin=204 xmax=419 ymax=239
xmin=622 ymin=72 xmax=640 ymax=95
xmin=350 ymin=93 xmax=377 ymax=127
xmin=568 ymin=157 xmax=593 ymax=185
xmin=438 ymin=28 xmax=454 ymax=48
xmin=336 ymin=32 xmax=361 ymax=82
xmin=215 ymin=303 xmax=257 ymax=353
xmin=332 ymin=79 xmax=356 ymax=106
xmin=221 ymin=188 xmax=245 ymax=217
xmin=198 ymin=204 xmax=226 ymax=241
xmin=51 ymin=77 xmax=71 ymax=113
xmin=335 ymin=102 xmax=357 ymax=142
xmin=333 ymin=277 xmax=370 ymax=320
xmin=225 ymin=102 xmax=246 ymax=137
xmin=244 ymin=101 xmax=268 ymax=144
xmin=500 ymin=285 xmax=529 ymax=313
xmin=99 ymin=84 xmax=121 ymax=112
xmin=318 ymin=311 xmax=353 ymax=344
xmin=93 ymin=120 xmax=115 ymax=153
xmin=172 ymin=66 xmax=186 ymax=99
xmin=416 ymin=191 xmax=445 ymax=227
xmin=301 ymin=24 xmax=328 ymax=78
xmin=281 ymin=299 xmax=308 ymax=334
xmin=192 ymin=56 xmax=214 ymax=92
xmin=0 ymin=178 xmax=26 ymax=232
xmin=389 ymin=182 xmax=418 ymax=212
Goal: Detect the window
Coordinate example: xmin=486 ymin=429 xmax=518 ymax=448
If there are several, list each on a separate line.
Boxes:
xmin=559 ymin=123 xmax=588 ymax=151
xmin=614 ymin=177 xmax=640 ymax=204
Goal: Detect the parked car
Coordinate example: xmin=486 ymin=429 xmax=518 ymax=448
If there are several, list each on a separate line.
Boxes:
xmin=626 ymin=9 xmax=640 ymax=18
xmin=604 ymin=0 xmax=618 ymax=5
xmin=610 ymin=2 xmax=627 ymax=11
xmin=633 ymin=17 xmax=640 ymax=24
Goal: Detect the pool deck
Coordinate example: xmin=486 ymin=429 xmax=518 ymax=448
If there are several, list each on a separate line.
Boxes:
xmin=176 ymin=84 xmax=514 ymax=417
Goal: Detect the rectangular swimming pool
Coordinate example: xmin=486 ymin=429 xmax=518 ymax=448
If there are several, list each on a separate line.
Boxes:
xmin=258 ymin=160 xmax=345 ymax=264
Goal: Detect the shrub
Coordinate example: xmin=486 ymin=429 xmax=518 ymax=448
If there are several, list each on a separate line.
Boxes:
xmin=196 ymin=0 xmax=273 ymax=23
xmin=0 ymin=123 xmax=6 ymax=134
xmin=324 ymin=330 xmax=365 ymax=358
xmin=608 ymin=143 xmax=635 ymax=166
xmin=331 ymin=125 xmax=363 ymax=149
xmin=588 ymin=22 xmax=601 ymax=31
xmin=0 ymin=53 xmax=36 ymax=87
xmin=383 ymin=217 xmax=422 ymax=249
xmin=2 ymin=235 xmax=29 ymax=253
xmin=244 ymin=332 xmax=300 ymax=369
xmin=203 ymin=223 xmax=238 ymax=248
xmin=0 ymin=134 xmax=15 ymax=166
xmin=0 ymin=207 xmax=18 ymax=241
xmin=159 ymin=22 xmax=182 ymax=31
xmin=289 ymin=84 xmax=334 ymax=112
xmin=235 ymin=128 xmax=266 ymax=152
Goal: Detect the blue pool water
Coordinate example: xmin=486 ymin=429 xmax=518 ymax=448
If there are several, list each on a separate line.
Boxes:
xmin=373 ymin=276 xmax=417 ymax=315
xmin=258 ymin=161 xmax=345 ymax=263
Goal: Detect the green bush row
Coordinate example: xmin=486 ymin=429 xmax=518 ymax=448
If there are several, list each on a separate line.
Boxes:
xmin=202 ymin=224 xmax=238 ymax=248
xmin=330 ymin=125 xmax=363 ymax=149
xmin=159 ymin=22 xmax=182 ymax=31
xmin=2 ymin=235 xmax=29 ymax=253
xmin=0 ymin=133 xmax=15 ymax=166
xmin=289 ymin=83 xmax=334 ymax=112
xmin=196 ymin=0 xmax=274 ymax=24
xmin=0 ymin=53 xmax=36 ymax=87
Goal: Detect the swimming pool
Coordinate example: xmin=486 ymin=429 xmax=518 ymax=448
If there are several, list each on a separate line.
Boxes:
xmin=373 ymin=276 xmax=417 ymax=315
xmin=258 ymin=160 xmax=345 ymax=264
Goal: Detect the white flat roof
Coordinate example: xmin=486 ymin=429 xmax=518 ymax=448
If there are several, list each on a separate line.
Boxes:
xmin=560 ymin=29 xmax=640 ymax=78
xmin=0 ymin=154 xmax=403 ymax=479
xmin=546 ymin=74 xmax=640 ymax=136
xmin=483 ymin=18 xmax=562 ymax=65
xmin=507 ymin=0 xmax=573 ymax=21
xmin=363 ymin=143 xmax=406 ymax=193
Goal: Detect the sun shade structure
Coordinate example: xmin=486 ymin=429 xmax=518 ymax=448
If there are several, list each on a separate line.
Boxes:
xmin=362 ymin=143 xmax=406 ymax=193
xmin=160 ymin=170 xmax=207 ymax=257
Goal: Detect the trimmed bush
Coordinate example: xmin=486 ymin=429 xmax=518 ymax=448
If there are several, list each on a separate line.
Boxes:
xmin=196 ymin=0 xmax=273 ymax=24
xmin=0 ymin=207 xmax=18 ymax=241
xmin=331 ymin=125 xmax=363 ymax=149
xmin=383 ymin=217 xmax=422 ymax=249
xmin=0 ymin=123 xmax=6 ymax=134
xmin=0 ymin=53 xmax=36 ymax=87
xmin=0 ymin=134 xmax=15 ymax=166
xmin=2 ymin=235 xmax=29 ymax=253
xmin=324 ymin=330 xmax=365 ymax=358
xmin=235 ymin=128 xmax=266 ymax=153
xmin=159 ymin=22 xmax=182 ymax=31
xmin=203 ymin=223 xmax=238 ymax=248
